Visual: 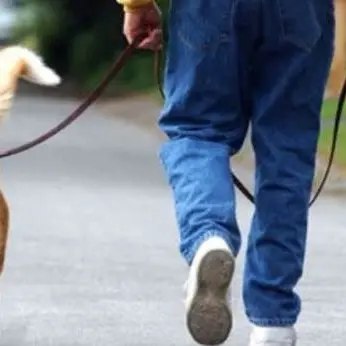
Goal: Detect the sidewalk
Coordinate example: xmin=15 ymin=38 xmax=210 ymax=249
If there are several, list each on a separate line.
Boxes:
xmin=4 ymin=91 xmax=345 ymax=346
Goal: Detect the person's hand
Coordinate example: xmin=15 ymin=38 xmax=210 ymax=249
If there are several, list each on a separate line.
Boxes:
xmin=123 ymin=1 xmax=162 ymax=50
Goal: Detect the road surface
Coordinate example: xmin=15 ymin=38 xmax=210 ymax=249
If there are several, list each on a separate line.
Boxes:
xmin=0 ymin=92 xmax=344 ymax=345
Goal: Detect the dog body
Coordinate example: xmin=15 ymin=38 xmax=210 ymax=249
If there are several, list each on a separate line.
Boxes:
xmin=0 ymin=45 xmax=61 ymax=275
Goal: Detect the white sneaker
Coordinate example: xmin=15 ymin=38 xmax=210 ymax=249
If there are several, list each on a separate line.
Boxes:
xmin=249 ymin=326 xmax=297 ymax=346
xmin=184 ymin=236 xmax=235 ymax=345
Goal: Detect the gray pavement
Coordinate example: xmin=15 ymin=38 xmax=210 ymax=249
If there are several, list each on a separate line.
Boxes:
xmin=0 ymin=93 xmax=344 ymax=345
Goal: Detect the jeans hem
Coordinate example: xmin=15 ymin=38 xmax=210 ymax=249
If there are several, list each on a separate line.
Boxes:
xmin=183 ymin=230 xmax=238 ymax=265
xmin=249 ymin=317 xmax=297 ymax=327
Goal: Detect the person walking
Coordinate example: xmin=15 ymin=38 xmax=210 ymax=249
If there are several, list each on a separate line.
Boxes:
xmin=117 ymin=0 xmax=335 ymax=345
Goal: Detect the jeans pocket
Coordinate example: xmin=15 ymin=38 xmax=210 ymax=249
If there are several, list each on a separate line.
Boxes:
xmin=275 ymin=0 xmax=322 ymax=52
xmin=170 ymin=0 xmax=233 ymax=51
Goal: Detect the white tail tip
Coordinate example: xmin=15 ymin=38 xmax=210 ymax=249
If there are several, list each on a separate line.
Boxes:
xmin=0 ymin=45 xmax=62 ymax=124
xmin=24 ymin=64 xmax=61 ymax=86
xmin=0 ymin=45 xmax=62 ymax=86
xmin=19 ymin=46 xmax=61 ymax=86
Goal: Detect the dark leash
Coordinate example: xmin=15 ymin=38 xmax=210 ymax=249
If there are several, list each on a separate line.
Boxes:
xmin=237 ymin=78 xmax=346 ymax=206
xmin=0 ymin=37 xmax=345 ymax=207
xmin=0 ymin=35 xmax=145 ymax=159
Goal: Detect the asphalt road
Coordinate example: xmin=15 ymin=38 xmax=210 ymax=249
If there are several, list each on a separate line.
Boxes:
xmin=0 ymin=93 xmax=344 ymax=345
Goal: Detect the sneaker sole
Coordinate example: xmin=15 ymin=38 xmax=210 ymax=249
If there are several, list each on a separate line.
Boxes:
xmin=187 ymin=249 xmax=234 ymax=345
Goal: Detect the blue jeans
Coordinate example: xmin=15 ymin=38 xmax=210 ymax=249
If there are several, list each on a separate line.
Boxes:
xmin=158 ymin=0 xmax=334 ymax=327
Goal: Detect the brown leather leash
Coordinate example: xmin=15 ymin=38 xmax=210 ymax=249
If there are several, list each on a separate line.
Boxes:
xmin=0 ymin=36 xmax=344 ymax=207
xmin=0 ymin=35 xmax=145 ymax=160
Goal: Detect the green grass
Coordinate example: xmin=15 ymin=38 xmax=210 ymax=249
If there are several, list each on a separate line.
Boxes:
xmin=319 ymin=99 xmax=346 ymax=168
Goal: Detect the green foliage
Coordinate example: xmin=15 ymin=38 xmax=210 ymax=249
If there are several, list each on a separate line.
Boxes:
xmin=13 ymin=0 xmax=169 ymax=92
xmin=320 ymin=100 xmax=346 ymax=167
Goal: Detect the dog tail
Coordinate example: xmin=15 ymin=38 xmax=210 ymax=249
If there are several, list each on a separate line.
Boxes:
xmin=4 ymin=45 xmax=61 ymax=86
xmin=0 ymin=45 xmax=61 ymax=122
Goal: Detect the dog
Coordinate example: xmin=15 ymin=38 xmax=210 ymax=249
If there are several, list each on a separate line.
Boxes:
xmin=0 ymin=45 xmax=61 ymax=275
